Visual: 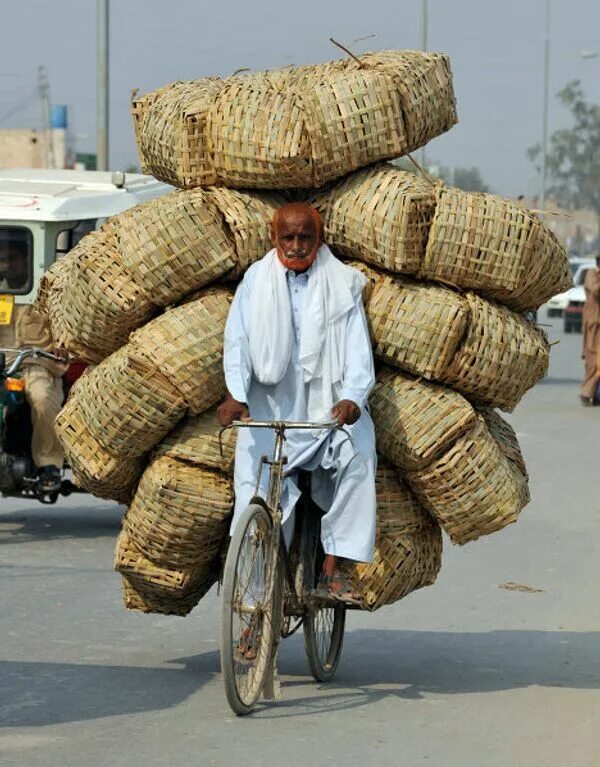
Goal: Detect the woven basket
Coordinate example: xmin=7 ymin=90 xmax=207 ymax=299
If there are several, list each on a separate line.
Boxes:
xmin=311 ymin=164 xmax=436 ymax=273
xmin=368 ymin=274 xmax=468 ymax=380
xmin=442 ymin=293 xmax=549 ymax=411
xmin=55 ymin=394 xmax=143 ymax=503
xmin=156 ymin=408 xmax=237 ymax=476
xmin=132 ymin=51 xmax=457 ymax=190
xmin=123 ymin=456 xmax=233 ymax=571
xmin=115 ymin=531 xmax=216 ymax=616
xmin=406 ymin=418 xmax=529 ymax=545
xmin=345 ymin=260 xmax=382 ymax=305
xmin=128 ymin=287 xmax=233 ymax=414
xmin=115 ymin=189 xmax=236 ymax=304
xmin=478 ymin=407 xmax=529 ymax=493
xmin=72 ymin=348 xmax=186 ymax=458
xmin=132 ymin=79 xmax=224 ymax=187
xmin=370 ymin=369 xmax=476 ymax=471
xmin=206 ymin=187 xmax=285 ymax=277
xmin=420 ymin=186 xmax=573 ymax=311
xmin=342 ymin=461 xmax=442 ymax=610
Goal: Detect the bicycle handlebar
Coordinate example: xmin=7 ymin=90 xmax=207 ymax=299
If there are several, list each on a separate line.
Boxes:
xmin=230 ymin=419 xmax=339 ymax=430
xmin=0 ymin=347 xmax=70 ymax=377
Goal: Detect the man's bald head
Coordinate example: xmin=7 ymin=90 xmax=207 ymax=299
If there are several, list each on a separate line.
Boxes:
xmin=272 ymin=202 xmax=322 ymax=271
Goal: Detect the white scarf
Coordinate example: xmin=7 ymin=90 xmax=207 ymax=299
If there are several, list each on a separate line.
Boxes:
xmin=248 ymin=245 xmax=366 ymax=420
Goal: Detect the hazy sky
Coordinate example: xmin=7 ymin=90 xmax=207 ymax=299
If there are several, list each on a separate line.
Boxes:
xmin=2 ymin=0 xmax=600 ymax=195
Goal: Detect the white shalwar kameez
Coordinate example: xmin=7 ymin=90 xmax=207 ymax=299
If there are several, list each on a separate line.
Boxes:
xmin=224 ymin=249 xmax=377 ymax=563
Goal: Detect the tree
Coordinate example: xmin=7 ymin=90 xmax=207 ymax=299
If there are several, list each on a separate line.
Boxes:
xmin=528 ymin=80 xmax=600 ymax=231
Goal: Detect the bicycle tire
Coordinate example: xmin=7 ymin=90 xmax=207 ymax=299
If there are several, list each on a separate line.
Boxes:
xmin=220 ymin=503 xmax=277 ymax=715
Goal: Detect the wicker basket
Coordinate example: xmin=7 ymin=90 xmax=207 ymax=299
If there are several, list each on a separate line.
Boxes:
xmin=132 ymin=51 xmax=457 ymax=190
xmin=115 ymin=531 xmax=217 ymax=616
xmin=342 ymin=461 xmax=442 ymax=610
xmin=369 ymin=369 xmax=476 ymax=471
xmin=206 ymin=187 xmax=285 ymax=277
xmin=115 ymin=189 xmax=236 ymax=304
xmin=368 ymin=274 xmax=468 ymax=380
xmin=311 ymin=164 xmax=436 ymax=273
xmin=406 ymin=418 xmax=529 ymax=545
xmin=128 ymin=287 xmax=233 ymax=414
xmin=345 ymin=260 xmax=382 ymax=305
xmin=442 ymin=292 xmax=550 ymax=411
xmin=156 ymin=409 xmax=237 ymax=476
xmin=420 ymin=186 xmax=573 ymax=311
xmin=55 ymin=394 xmax=143 ymax=503
xmin=123 ymin=456 xmax=233 ymax=571
xmin=478 ymin=407 xmax=529 ymax=496
xmin=72 ymin=348 xmax=186 ymax=458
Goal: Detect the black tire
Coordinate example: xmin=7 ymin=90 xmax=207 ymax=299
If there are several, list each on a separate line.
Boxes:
xmin=220 ymin=503 xmax=277 ymax=716
xmin=300 ymin=506 xmax=346 ymax=682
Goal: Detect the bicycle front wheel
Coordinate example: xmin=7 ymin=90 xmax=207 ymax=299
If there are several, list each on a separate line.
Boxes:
xmin=220 ymin=502 xmax=277 ymax=715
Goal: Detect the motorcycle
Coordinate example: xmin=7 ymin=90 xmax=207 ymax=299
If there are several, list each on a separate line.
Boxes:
xmin=0 ymin=346 xmax=80 ymax=504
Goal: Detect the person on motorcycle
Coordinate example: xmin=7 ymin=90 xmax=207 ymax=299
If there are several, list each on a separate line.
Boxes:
xmin=0 ymin=237 xmax=68 ymax=492
xmin=217 ymin=202 xmax=376 ymax=605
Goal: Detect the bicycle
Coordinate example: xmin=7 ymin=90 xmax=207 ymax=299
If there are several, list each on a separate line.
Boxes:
xmin=219 ymin=418 xmax=353 ymax=716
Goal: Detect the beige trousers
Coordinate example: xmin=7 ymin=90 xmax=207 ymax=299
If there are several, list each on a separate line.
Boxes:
xmin=22 ymin=366 xmax=64 ymax=468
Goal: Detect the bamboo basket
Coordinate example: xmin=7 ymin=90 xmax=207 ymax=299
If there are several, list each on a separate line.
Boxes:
xmin=156 ymin=408 xmax=237 ymax=476
xmin=478 ymin=406 xmax=530 ymax=498
xmin=342 ymin=461 xmax=442 ymax=610
xmin=115 ymin=189 xmax=236 ymax=304
xmin=123 ymin=457 xmax=233 ymax=571
xmin=128 ymin=287 xmax=233 ymax=414
xmin=420 ymin=186 xmax=573 ymax=311
xmin=367 ymin=274 xmax=468 ymax=380
xmin=132 ymin=51 xmax=457 ymax=190
xmin=442 ymin=293 xmax=550 ymax=411
xmin=311 ymin=164 xmax=436 ymax=273
xmin=406 ymin=418 xmax=529 ymax=545
xmin=206 ymin=187 xmax=286 ymax=277
xmin=72 ymin=348 xmax=186 ymax=458
xmin=55 ymin=394 xmax=143 ymax=503
xmin=115 ymin=531 xmax=216 ymax=616
xmin=369 ymin=369 xmax=476 ymax=471
xmin=345 ymin=260 xmax=382 ymax=305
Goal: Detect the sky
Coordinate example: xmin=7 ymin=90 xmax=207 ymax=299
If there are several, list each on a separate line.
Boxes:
xmin=2 ymin=0 xmax=600 ymax=196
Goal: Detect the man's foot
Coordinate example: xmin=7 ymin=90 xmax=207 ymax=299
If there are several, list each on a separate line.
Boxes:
xmin=580 ymin=396 xmax=594 ymax=407
xmin=37 ymin=465 xmax=62 ymax=494
xmin=237 ymin=626 xmax=261 ymax=662
xmin=317 ymin=571 xmax=362 ymax=607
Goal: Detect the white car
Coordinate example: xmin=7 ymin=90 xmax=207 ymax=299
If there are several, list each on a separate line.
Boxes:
xmin=563 ymin=262 xmax=597 ymax=333
xmin=547 ymin=258 xmax=594 ymax=316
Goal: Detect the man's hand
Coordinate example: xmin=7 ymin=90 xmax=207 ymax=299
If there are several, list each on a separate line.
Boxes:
xmin=217 ymin=394 xmax=249 ymax=427
xmin=331 ymin=399 xmax=360 ymax=426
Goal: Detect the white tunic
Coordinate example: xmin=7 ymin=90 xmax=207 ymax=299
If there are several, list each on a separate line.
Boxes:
xmin=224 ymin=256 xmax=377 ymax=563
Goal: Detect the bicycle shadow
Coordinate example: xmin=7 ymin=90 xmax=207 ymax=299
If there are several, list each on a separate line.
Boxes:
xmin=256 ymin=628 xmax=600 ymax=718
xmin=0 ymin=504 xmax=122 ymax=544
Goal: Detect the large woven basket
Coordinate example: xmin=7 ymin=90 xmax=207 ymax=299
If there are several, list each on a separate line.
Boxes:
xmin=311 ymin=164 xmax=436 ymax=273
xmin=370 ymin=368 xmax=476 ymax=471
xmin=132 ymin=51 xmax=457 ymax=190
xmin=206 ymin=187 xmax=285 ymax=277
xmin=123 ymin=456 xmax=233 ymax=571
xmin=128 ymin=287 xmax=233 ymax=414
xmin=419 ymin=186 xmax=573 ymax=311
xmin=345 ymin=260 xmax=382 ymax=305
xmin=55 ymin=394 xmax=143 ymax=503
xmin=367 ymin=274 xmax=468 ymax=380
xmin=115 ymin=189 xmax=236 ymax=304
xmin=478 ymin=407 xmax=530 ymax=497
xmin=72 ymin=348 xmax=186 ymax=458
xmin=115 ymin=531 xmax=216 ymax=616
xmin=406 ymin=418 xmax=529 ymax=545
xmin=442 ymin=292 xmax=549 ymax=411
xmin=342 ymin=461 xmax=442 ymax=610
xmin=156 ymin=408 xmax=237 ymax=476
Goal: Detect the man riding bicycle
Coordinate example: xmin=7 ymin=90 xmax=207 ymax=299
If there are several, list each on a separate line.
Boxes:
xmin=217 ymin=202 xmax=377 ymax=604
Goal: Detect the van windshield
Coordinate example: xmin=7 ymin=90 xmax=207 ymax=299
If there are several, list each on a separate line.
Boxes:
xmin=0 ymin=226 xmax=33 ymax=295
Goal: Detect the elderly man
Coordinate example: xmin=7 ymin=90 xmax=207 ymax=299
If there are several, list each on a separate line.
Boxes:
xmin=217 ymin=202 xmax=376 ymax=604
xmin=581 ymin=254 xmax=600 ymax=406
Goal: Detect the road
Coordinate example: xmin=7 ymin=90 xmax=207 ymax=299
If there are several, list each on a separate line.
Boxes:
xmin=1 ymin=310 xmax=598 ymax=767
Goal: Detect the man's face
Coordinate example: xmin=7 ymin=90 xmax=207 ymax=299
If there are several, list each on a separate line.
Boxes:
xmin=274 ymin=209 xmax=320 ymax=264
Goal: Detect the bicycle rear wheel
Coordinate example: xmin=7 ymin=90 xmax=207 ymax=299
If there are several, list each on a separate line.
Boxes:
xmin=220 ymin=503 xmax=277 ymax=715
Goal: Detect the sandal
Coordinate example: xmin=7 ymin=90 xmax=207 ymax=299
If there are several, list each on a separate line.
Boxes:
xmin=317 ymin=571 xmax=362 ymax=607
xmin=237 ymin=625 xmax=261 ymax=662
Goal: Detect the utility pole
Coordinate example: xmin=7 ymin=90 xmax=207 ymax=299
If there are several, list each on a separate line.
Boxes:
xmin=37 ymin=65 xmax=55 ymax=169
xmin=419 ymin=0 xmax=428 ymax=170
xmin=97 ymin=0 xmax=109 ymax=171
xmin=540 ymin=0 xmax=550 ymax=213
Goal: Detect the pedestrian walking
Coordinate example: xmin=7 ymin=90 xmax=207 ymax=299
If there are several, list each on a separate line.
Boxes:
xmin=580 ymin=254 xmax=600 ymax=406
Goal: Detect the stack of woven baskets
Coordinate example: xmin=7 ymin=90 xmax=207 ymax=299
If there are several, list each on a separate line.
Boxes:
xmin=39 ymin=50 xmax=571 ymax=615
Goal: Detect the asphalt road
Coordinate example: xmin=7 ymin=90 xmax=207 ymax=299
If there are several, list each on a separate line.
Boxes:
xmin=1 ymin=309 xmax=598 ymax=767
